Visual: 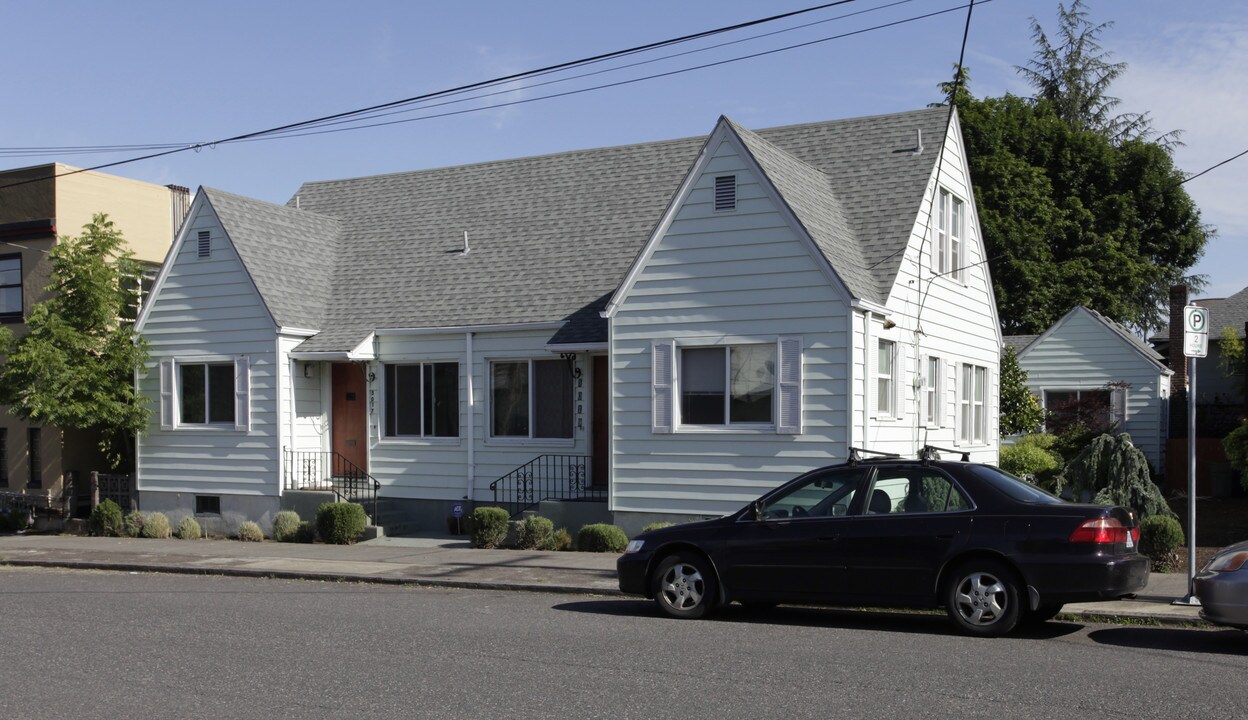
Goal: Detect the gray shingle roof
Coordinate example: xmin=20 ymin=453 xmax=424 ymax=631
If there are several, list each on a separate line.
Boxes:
xmin=1002 ymin=335 xmax=1038 ymax=354
xmin=203 ymin=187 xmax=341 ymax=331
xmin=225 ymin=108 xmax=949 ymax=352
xmin=1155 ymin=286 xmax=1248 ymax=341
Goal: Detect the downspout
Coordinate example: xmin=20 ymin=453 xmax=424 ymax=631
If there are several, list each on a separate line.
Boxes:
xmin=466 ymin=331 xmax=476 ymax=503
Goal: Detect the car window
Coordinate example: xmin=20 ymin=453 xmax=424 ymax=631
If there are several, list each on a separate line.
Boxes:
xmin=966 ymin=464 xmax=1063 ymax=504
xmin=759 ymin=467 xmax=867 ymax=519
xmin=864 ymin=468 xmax=969 ymax=514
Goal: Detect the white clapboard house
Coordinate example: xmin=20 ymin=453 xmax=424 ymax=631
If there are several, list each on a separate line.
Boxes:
xmin=134 ymin=107 xmax=1001 ymax=534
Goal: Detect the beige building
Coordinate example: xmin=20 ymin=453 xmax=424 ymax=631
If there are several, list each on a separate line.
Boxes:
xmin=0 ymin=163 xmax=188 ymax=501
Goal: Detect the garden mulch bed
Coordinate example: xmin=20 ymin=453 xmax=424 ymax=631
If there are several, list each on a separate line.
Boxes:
xmin=1165 ymin=496 xmax=1248 ymax=575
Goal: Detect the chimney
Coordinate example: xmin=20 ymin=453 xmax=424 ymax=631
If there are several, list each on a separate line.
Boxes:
xmin=167 ymin=184 xmax=192 ymax=237
xmin=1169 ymin=284 xmax=1188 ymax=437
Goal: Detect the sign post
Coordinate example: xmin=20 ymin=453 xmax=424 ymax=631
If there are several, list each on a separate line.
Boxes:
xmin=1173 ymin=305 xmax=1207 ymax=606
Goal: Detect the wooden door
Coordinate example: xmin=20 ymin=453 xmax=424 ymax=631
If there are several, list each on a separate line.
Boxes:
xmin=591 ymin=355 xmax=609 ymax=489
xmin=331 ymin=363 xmax=368 ymax=472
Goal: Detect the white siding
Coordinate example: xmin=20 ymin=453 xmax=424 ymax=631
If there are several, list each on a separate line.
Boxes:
xmin=1019 ymin=309 xmax=1170 ymax=469
xmin=284 ymin=337 xmax=327 ymax=453
xmin=611 ymin=137 xmax=851 ymax=517
xmin=370 ymin=329 xmax=590 ymax=503
xmin=137 ymin=203 xmax=280 ymax=497
xmin=866 ymin=116 xmax=1000 ymax=463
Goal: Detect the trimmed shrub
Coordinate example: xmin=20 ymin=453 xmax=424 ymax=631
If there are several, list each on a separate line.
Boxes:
xmin=470 ymin=507 xmax=510 ymax=549
xmin=641 ymin=522 xmax=676 ymax=534
xmin=546 ymin=527 xmax=573 ymax=552
xmin=175 ymin=516 xmax=203 ymax=540
xmin=517 ymin=515 xmax=555 ymax=550
xmin=89 ymin=499 xmax=125 ymax=537
xmin=1055 ymin=433 xmax=1173 ymax=520
xmin=272 ymin=511 xmax=302 ymax=542
xmin=999 ymin=434 xmax=1063 ymax=483
xmin=576 ymin=523 xmax=628 ymax=553
xmin=1140 ymin=514 xmax=1185 ymax=572
xmin=236 ymin=521 xmax=264 ymax=542
xmin=122 ymin=510 xmax=146 ymax=538
xmin=142 ymin=512 xmax=172 ymax=539
xmin=295 ymin=520 xmax=317 ymax=543
xmin=316 ymin=502 xmax=367 ymax=545
xmin=7 ymin=509 xmax=29 ymax=532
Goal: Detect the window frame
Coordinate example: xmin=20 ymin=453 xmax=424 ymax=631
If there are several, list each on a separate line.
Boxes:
xmin=876 ymin=339 xmax=896 ymax=419
xmin=0 ymin=253 xmax=22 ymax=321
xmin=160 ymin=355 xmax=249 ymax=432
xmin=958 ymin=363 xmax=988 ymax=445
xmin=677 ymin=343 xmax=776 ymax=430
xmin=488 ymin=357 xmax=574 ymax=443
xmin=935 ymin=188 xmax=966 ymax=282
xmin=924 ymin=355 xmax=942 ymax=429
xmin=1043 ymin=388 xmax=1114 ymax=434
xmin=179 ymin=361 xmax=236 ymax=426
xmin=382 ymin=361 xmax=460 ymax=441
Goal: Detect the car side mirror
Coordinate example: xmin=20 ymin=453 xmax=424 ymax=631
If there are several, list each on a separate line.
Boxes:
xmin=750 ymin=500 xmax=763 ymax=521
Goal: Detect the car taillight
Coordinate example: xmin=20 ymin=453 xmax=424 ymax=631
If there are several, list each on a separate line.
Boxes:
xmin=1130 ymin=526 xmax=1140 ymax=545
xmin=1206 ymin=551 xmax=1248 ymax=573
xmin=1069 ymin=517 xmax=1130 ymax=544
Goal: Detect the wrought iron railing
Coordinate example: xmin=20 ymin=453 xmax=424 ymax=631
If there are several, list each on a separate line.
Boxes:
xmin=489 ymin=454 xmax=602 ymax=516
xmin=92 ymin=472 xmax=135 ymax=512
xmin=283 ymin=449 xmax=380 ymax=521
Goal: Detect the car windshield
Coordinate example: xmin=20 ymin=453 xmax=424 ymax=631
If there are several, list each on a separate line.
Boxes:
xmin=965 ymin=464 xmax=1064 ymax=504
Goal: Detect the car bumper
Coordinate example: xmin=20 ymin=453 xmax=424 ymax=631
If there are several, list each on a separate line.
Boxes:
xmin=617 ymin=551 xmax=653 ymax=596
xmin=1024 ymin=554 xmax=1150 ymax=604
xmin=1195 ymin=570 xmax=1248 ymax=629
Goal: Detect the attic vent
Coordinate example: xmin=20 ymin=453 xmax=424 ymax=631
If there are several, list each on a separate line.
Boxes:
xmin=714 ymin=175 xmax=737 ymax=211
xmin=197 ymin=230 xmax=210 ymax=258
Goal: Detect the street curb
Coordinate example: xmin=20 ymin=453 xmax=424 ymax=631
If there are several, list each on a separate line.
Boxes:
xmin=1058 ymin=607 xmax=1211 ymax=628
xmin=0 ymin=558 xmax=625 ymax=597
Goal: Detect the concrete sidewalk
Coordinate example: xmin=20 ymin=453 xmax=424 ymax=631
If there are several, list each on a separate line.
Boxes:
xmin=0 ymin=533 xmax=1206 ymax=626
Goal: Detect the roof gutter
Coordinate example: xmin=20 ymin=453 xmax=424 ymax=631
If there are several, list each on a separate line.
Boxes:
xmin=377 ymin=321 xmax=565 ymax=336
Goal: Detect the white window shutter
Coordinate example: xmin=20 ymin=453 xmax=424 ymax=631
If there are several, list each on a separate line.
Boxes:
xmin=894 ymin=343 xmax=907 ymax=421
xmin=934 ymin=357 xmax=945 ymax=428
xmin=1111 ymin=385 xmax=1127 ymax=429
xmin=988 ymin=368 xmax=998 ymax=443
xmin=652 ymin=341 xmax=674 ymax=434
xmin=234 ymin=355 xmax=251 ymax=432
xmin=159 ymin=358 xmax=174 ymax=430
xmin=777 ymin=336 xmax=803 ymax=434
xmin=867 ymin=327 xmax=878 ymax=420
xmin=953 ymin=363 xmax=963 ymax=446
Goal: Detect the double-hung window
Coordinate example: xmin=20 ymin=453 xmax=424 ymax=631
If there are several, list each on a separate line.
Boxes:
xmin=0 ymin=254 xmax=22 ymax=320
xmin=384 ymin=363 xmax=459 ymax=438
xmin=924 ymin=356 xmax=942 ymax=427
xmin=935 ymin=188 xmax=965 ymax=281
xmin=180 ymin=363 xmax=236 ymax=424
xmin=680 ymin=345 xmax=775 ymax=426
xmin=876 ymin=340 xmax=896 ymax=418
xmin=959 ymin=364 xmax=987 ymax=444
xmin=491 ymin=359 xmax=573 ymax=440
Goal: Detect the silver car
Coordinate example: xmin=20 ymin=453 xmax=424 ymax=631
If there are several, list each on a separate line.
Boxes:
xmin=1194 ymin=540 xmax=1248 ymax=629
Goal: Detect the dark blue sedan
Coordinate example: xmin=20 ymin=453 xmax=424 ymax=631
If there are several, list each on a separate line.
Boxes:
xmin=618 ymin=449 xmax=1149 ymax=637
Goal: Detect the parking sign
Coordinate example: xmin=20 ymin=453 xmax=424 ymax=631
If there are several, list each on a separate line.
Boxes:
xmin=1183 ymin=305 xmax=1208 ymax=358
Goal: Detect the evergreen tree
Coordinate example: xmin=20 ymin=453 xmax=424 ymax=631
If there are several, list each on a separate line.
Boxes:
xmin=999 ymin=346 xmax=1045 ymax=435
xmin=0 ymin=213 xmax=150 ymax=468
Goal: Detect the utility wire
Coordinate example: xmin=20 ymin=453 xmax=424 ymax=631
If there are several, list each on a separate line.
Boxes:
xmin=0 ymin=0 xmax=865 ymax=187
xmin=1182 ymin=148 xmax=1248 ymax=185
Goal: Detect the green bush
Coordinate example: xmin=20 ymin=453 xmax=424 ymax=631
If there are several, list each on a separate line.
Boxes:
xmin=576 ymin=523 xmax=628 ymax=553
xmin=517 ymin=515 xmax=555 ymax=550
xmin=6 ymin=509 xmax=29 ymax=532
xmin=1000 ymin=434 xmax=1063 ymax=481
xmin=470 ymin=507 xmax=510 ymax=549
xmin=272 ymin=511 xmax=302 ymax=542
xmin=1140 ymin=515 xmax=1185 ymax=572
xmin=1224 ymin=421 xmax=1248 ymax=492
xmin=236 ymin=521 xmax=264 ymax=542
xmin=316 ymin=502 xmax=367 ymax=545
xmin=295 ymin=520 xmax=317 ymax=543
xmin=175 ymin=516 xmax=203 ymax=540
xmin=546 ymin=527 xmax=573 ymax=551
xmin=122 ymin=510 xmax=145 ymax=538
xmin=0 ymin=512 xmax=10 ymax=532
xmin=641 ymin=522 xmax=676 ymax=534
xmin=1055 ymin=433 xmax=1173 ymax=520
xmin=89 ymin=499 xmax=125 ymax=537
xmin=141 ymin=512 xmax=172 ymax=539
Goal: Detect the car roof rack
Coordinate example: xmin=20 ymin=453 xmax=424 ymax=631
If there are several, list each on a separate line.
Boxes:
xmin=920 ymin=445 xmax=971 ymax=463
xmin=848 ymin=447 xmax=902 ymax=465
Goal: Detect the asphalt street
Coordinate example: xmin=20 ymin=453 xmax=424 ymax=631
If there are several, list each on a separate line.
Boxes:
xmin=1 ymin=568 xmax=1243 ymax=720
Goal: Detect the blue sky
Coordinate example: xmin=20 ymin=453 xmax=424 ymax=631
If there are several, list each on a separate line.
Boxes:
xmin=3 ymin=0 xmax=1244 ymax=298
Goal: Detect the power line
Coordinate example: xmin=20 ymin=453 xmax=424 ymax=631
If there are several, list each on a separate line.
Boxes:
xmin=0 ymin=0 xmax=866 ymax=188
xmin=1182 ymin=148 xmax=1248 ymax=185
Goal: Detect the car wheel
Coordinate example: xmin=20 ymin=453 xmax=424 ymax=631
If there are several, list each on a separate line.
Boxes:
xmin=652 ymin=553 xmax=717 ymax=619
xmin=944 ymin=560 xmax=1021 ymax=637
xmin=1021 ymin=603 xmax=1064 ymax=626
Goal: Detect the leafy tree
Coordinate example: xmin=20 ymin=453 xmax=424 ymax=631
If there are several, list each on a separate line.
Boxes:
xmin=1224 ymin=421 xmax=1248 ymax=492
xmin=1217 ymin=326 xmax=1245 ymax=395
xmin=946 ymin=7 xmax=1208 ymax=334
xmin=999 ymin=346 xmax=1045 ymax=435
xmin=0 ymin=214 xmax=150 ymax=468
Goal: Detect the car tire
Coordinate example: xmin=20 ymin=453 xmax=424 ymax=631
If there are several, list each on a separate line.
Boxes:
xmin=652 ymin=553 xmax=717 ymax=620
xmin=1020 ymin=603 xmax=1064 ymax=626
xmin=944 ymin=560 xmax=1022 ymax=637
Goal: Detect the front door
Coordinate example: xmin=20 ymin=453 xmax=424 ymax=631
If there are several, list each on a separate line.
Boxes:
xmin=591 ymin=355 xmax=609 ymax=489
xmin=331 ymin=363 xmax=368 ymax=472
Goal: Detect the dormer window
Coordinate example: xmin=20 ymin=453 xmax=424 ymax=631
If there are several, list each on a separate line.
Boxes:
xmin=714 ymin=175 xmax=737 ymax=211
